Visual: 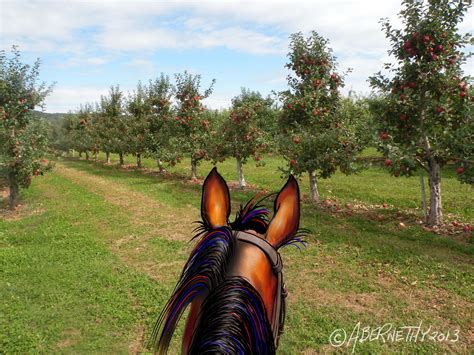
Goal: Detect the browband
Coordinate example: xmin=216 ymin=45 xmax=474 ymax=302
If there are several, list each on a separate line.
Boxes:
xmin=234 ymin=231 xmax=286 ymax=348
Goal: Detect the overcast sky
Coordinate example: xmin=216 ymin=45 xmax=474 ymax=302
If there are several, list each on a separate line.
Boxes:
xmin=1 ymin=0 xmax=473 ymax=113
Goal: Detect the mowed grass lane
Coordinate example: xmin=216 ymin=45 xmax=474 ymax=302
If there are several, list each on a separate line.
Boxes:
xmin=98 ymin=152 xmax=474 ymax=220
xmin=1 ymin=158 xmax=473 ymax=353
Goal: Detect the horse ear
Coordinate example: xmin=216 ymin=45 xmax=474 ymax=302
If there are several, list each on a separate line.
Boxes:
xmin=201 ymin=167 xmax=231 ymax=228
xmin=266 ymin=175 xmax=300 ymax=248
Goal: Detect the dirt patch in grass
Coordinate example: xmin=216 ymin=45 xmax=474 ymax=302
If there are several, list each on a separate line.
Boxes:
xmin=289 ymin=286 xmax=379 ymax=314
xmin=0 ymin=190 xmax=45 ymax=221
xmin=55 ymin=163 xmax=195 ymax=243
xmin=56 ymin=328 xmax=81 ymax=349
xmin=128 ymin=324 xmax=146 ymax=354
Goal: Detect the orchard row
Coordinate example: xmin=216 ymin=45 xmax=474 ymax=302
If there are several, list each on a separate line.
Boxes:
xmin=1 ymin=0 xmax=472 ymax=228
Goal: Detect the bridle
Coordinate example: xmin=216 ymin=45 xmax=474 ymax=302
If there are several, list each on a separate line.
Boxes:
xmin=234 ymin=231 xmax=287 ymax=348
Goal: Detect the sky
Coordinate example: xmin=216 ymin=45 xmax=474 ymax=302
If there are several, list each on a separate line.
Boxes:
xmin=1 ymin=0 xmax=473 ymax=113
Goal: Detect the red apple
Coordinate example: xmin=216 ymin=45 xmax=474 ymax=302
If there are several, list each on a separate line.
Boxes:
xmin=456 ymin=166 xmax=464 ymax=175
xmin=345 ymin=203 xmax=351 ymax=209
xmin=384 ymin=159 xmax=392 ymax=167
xmin=383 ymin=203 xmax=388 ymax=208
xmin=380 ymin=132 xmax=389 ymax=140
xmin=400 ymin=114 xmax=407 ymax=121
xmin=287 ymin=103 xmax=293 ymax=109
xmin=464 ymin=225 xmax=472 ymax=232
xmin=394 ymin=171 xmax=399 ymax=177
xmin=290 ymin=159 xmax=297 ymax=166
xmin=460 ymin=91 xmax=466 ymax=98
xmin=435 ymin=107 xmax=444 ymax=113
xmin=293 ymin=136 xmax=301 ymax=144
xmin=408 ymin=82 xmax=416 ymax=88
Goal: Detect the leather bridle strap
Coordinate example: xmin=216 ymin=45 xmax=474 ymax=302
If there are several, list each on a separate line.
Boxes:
xmin=234 ymin=231 xmax=286 ymax=347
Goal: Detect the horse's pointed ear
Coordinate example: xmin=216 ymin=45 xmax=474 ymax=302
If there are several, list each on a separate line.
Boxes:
xmin=266 ymin=175 xmax=300 ymax=248
xmin=201 ymin=168 xmax=231 ymax=228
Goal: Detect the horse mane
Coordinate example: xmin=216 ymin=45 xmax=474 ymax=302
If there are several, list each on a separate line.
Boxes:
xmin=151 ymin=193 xmax=305 ymax=353
xmin=188 ymin=277 xmax=275 ymax=354
xmin=150 ymin=226 xmax=235 ymax=353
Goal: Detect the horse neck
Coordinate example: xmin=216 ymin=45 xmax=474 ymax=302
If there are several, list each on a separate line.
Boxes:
xmin=227 ymin=237 xmax=278 ymax=321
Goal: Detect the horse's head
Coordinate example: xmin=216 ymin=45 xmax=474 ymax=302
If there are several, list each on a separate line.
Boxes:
xmin=153 ymin=168 xmax=302 ymax=354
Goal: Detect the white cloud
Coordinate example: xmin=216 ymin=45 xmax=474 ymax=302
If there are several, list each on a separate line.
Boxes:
xmin=127 ymin=58 xmax=156 ymax=73
xmin=43 ymin=86 xmax=109 ymax=113
xmin=3 ymin=0 xmax=473 ymax=113
xmin=203 ymin=95 xmax=232 ymax=111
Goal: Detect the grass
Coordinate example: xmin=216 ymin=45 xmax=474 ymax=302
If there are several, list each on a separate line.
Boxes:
xmin=96 ymin=151 xmax=473 ymax=220
xmin=1 ymin=154 xmax=473 ymax=353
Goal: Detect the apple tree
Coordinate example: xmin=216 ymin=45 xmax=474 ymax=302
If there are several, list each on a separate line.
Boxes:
xmin=126 ymin=82 xmax=150 ymax=168
xmin=370 ymin=0 xmax=473 ymax=226
xmin=144 ymin=75 xmax=179 ymax=172
xmin=220 ymin=88 xmax=274 ymax=187
xmin=98 ymin=85 xmax=124 ymax=164
xmin=174 ymin=71 xmax=215 ymax=179
xmin=0 ymin=47 xmax=53 ymax=208
xmin=279 ymin=31 xmax=362 ymax=203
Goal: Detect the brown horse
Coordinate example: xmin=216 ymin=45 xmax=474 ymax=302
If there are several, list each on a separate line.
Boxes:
xmin=152 ymin=168 xmax=303 ymax=354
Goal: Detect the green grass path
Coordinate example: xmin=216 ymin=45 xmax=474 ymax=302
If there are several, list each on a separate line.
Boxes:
xmin=1 ymin=159 xmax=473 ymax=353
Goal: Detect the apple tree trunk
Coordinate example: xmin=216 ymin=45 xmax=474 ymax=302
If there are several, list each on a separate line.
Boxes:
xmin=85 ymin=151 xmax=90 ymax=160
xmin=157 ymin=159 xmax=165 ymax=173
xmin=94 ymin=150 xmax=98 ymax=162
xmin=427 ymin=159 xmax=442 ymax=226
xmin=419 ymin=175 xmax=428 ymax=221
xmin=309 ymin=170 xmax=320 ymax=203
xmin=236 ymin=157 xmax=246 ymax=188
xmin=119 ymin=152 xmax=124 ymax=165
xmin=8 ymin=179 xmax=19 ymax=210
xmin=106 ymin=151 xmax=111 ymax=164
xmin=191 ymin=156 xmax=198 ymax=180
xmin=136 ymin=153 xmax=142 ymax=168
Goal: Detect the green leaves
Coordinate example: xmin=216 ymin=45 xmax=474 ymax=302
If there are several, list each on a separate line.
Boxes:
xmin=370 ymin=0 xmax=473 ymax=183
xmin=278 ymin=31 xmax=364 ymax=181
xmin=219 ymin=88 xmax=274 ymax=164
xmin=0 ymin=47 xmax=53 ymax=205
